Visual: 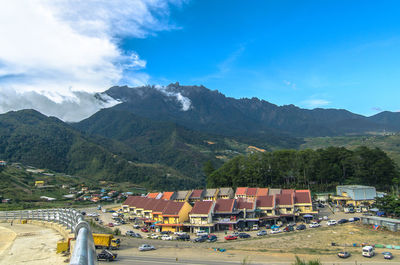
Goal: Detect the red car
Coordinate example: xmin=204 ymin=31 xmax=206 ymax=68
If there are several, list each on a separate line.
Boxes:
xmin=224 ymin=235 xmax=238 ymax=240
xmin=108 ymin=223 xmax=114 ymax=227
xmin=141 ymin=227 xmax=149 ymax=233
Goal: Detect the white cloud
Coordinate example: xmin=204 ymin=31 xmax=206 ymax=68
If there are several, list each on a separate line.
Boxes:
xmin=0 ymin=0 xmax=182 ymax=121
xmin=302 ymin=99 xmax=330 ymax=108
xmin=154 ymin=85 xmax=191 ymax=111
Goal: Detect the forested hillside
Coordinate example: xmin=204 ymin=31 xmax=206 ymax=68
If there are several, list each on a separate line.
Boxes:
xmin=207 ymin=146 xmax=399 ymax=191
xmin=0 ymin=110 xmax=199 ymax=189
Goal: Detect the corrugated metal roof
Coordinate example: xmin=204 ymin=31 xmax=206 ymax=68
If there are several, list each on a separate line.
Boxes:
xmin=204 ymin=189 xmax=217 ymax=197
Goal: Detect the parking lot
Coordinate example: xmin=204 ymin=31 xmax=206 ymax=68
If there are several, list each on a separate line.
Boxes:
xmin=83 ymin=204 xmax=400 ymax=264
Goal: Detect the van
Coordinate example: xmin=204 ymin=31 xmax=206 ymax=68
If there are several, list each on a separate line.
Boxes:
xmin=362 ymin=246 xmax=375 ymax=258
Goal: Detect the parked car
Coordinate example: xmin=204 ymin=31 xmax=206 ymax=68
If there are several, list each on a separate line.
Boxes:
xmin=309 ymin=222 xmax=320 ymax=228
xmin=283 ymin=225 xmax=294 ymax=232
xmin=150 ymin=233 xmax=159 ymax=239
xmin=231 ymin=232 xmax=240 ymax=237
xmin=265 ymin=224 xmax=271 ymax=229
xmin=270 ymin=228 xmax=282 ymax=234
xmin=327 ymin=220 xmax=337 ymax=226
xmin=193 ymin=235 xmax=208 ymax=243
xmin=207 ymin=235 xmax=218 ymax=242
xmin=133 ymin=233 xmax=142 ymax=238
xmin=296 ymin=224 xmax=306 ymax=230
xmin=270 ymin=225 xmax=280 ymax=229
xmin=125 ymin=230 xmax=135 ymax=236
xmin=349 ymin=217 xmax=360 ymax=222
xmin=176 ymin=234 xmax=190 ymax=241
xmin=141 ymin=227 xmax=149 ymax=233
xmin=108 ymin=223 xmax=114 ymax=227
xmin=383 ymin=252 xmax=393 ymax=260
xmin=238 ymin=233 xmax=251 ymax=239
xmin=196 ymin=231 xmax=208 ymax=237
xmin=338 ymin=251 xmax=351 ymax=258
xmin=161 ymin=235 xmax=172 ymax=241
xmin=257 ymin=230 xmax=268 ymax=236
xmin=224 ymin=235 xmax=238 ymax=240
xmin=133 ymin=224 xmax=141 ymax=229
xmin=97 ymin=249 xmax=117 ymax=261
xmin=338 ymin=219 xmax=348 ymax=224
xmin=252 ymin=224 xmax=259 ymax=230
xmin=138 ymin=244 xmax=155 ymax=251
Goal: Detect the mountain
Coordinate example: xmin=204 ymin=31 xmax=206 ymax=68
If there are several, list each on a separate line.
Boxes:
xmin=74 ymin=108 xmax=250 ymax=180
xmin=103 ymin=83 xmax=400 ymax=138
xmin=368 ymin=111 xmax=400 ymax=131
xmin=0 ymin=109 xmax=200 ymax=190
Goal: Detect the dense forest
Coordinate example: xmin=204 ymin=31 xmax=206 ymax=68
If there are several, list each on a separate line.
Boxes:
xmin=206 ymin=146 xmax=399 ymax=191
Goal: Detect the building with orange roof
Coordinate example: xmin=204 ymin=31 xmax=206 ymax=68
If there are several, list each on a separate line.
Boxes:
xmin=161 ymin=191 xmax=176 ymax=200
xmin=147 ymin=192 xmax=161 ymax=199
xmin=235 ymin=187 xmax=247 ymax=199
xmin=256 ymin=187 xmax=269 ymax=197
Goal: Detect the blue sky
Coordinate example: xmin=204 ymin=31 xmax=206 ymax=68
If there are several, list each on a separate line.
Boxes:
xmin=121 ymin=0 xmax=400 ymax=116
xmin=1 ymin=0 xmax=399 ymax=121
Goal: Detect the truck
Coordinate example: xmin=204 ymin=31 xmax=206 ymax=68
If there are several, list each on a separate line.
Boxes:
xmin=92 ymin=234 xmax=120 ymax=250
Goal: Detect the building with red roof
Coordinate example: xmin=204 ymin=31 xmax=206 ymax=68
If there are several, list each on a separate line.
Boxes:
xmin=188 ymin=201 xmax=216 ymax=233
xmin=294 ymin=190 xmax=317 ymax=215
xmin=256 ymin=195 xmax=277 ymax=218
xmin=155 ymin=201 xmax=192 ymax=232
xmin=188 ymin=189 xmax=205 ymax=203
xmin=275 ymin=192 xmax=295 ymax=218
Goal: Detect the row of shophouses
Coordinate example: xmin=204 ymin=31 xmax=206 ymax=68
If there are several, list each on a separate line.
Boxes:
xmin=122 ymin=187 xmax=318 ymax=233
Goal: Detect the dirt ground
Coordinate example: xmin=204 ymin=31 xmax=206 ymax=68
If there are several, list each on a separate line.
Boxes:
xmin=0 ymin=223 xmax=67 ymax=265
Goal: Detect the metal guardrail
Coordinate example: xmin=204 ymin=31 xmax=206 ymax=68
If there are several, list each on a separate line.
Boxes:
xmin=0 ymin=208 xmax=97 ymax=265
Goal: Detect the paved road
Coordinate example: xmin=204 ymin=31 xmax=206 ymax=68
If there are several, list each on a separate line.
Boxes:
xmin=99 ymin=255 xmax=398 ymax=265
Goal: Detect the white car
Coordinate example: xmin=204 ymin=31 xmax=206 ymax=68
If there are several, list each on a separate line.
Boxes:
xmin=174 ymin=231 xmax=187 ymax=236
xmin=270 ymin=228 xmax=282 ymax=234
xmin=138 ymin=244 xmax=156 ymax=251
xmin=149 ymin=233 xmax=159 ymax=239
xmin=196 ymin=231 xmax=208 ymax=237
xmin=309 ymin=222 xmax=320 ymax=228
xmin=161 ymin=235 xmax=173 ymax=240
xmin=327 ymin=220 xmax=337 ymax=226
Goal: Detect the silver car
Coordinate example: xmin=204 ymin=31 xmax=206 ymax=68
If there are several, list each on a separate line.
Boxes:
xmin=138 ymin=244 xmax=156 ymax=251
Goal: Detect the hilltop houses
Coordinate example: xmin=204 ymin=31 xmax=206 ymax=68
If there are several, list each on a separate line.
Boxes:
xmin=123 ymin=187 xmax=317 ymax=232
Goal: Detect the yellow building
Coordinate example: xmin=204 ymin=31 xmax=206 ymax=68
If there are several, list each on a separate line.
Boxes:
xmin=156 ymin=201 xmax=192 ymax=232
xmin=256 ymin=195 xmax=277 ymax=216
xmin=294 ymin=190 xmax=318 ymax=215
xmin=275 ymin=193 xmax=295 ymax=215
